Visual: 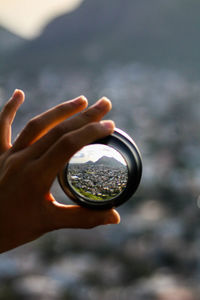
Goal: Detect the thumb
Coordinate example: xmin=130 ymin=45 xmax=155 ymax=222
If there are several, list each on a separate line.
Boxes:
xmin=47 ymin=201 xmax=120 ymax=230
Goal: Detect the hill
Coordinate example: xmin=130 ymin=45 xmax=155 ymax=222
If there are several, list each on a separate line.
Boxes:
xmin=0 ymin=26 xmax=26 ymax=64
xmin=3 ymin=0 xmax=200 ymax=74
xmin=94 ymin=156 xmax=125 ymax=169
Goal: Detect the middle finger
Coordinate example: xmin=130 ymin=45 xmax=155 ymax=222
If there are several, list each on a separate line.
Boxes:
xmin=12 ymin=95 xmax=88 ymax=152
xmin=25 ymin=97 xmax=112 ymax=159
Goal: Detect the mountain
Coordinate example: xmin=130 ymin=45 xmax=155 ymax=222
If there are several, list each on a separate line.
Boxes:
xmin=95 ymin=156 xmax=125 ymax=169
xmin=70 ymin=156 xmax=125 ymax=168
xmin=0 ymin=26 xmax=26 ymax=63
xmin=4 ymin=0 xmax=200 ymax=74
xmin=84 ymin=160 xmax=94 ymax=165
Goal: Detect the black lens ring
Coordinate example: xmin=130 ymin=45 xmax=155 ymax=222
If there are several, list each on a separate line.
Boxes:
xmin=58 ymin=129 xmax=142 ymax=209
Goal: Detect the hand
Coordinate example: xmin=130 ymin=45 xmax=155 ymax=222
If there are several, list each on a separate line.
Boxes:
xmin=0 ymin=90 xmax=120 ymax=253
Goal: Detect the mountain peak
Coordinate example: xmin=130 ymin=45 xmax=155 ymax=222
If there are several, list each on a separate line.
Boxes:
xmin=95 ymin=156 xmax=125 ymax=169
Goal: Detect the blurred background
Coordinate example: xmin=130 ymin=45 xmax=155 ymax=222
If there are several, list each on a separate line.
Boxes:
xmin=1 ymin=0 xmax=200 ymax=299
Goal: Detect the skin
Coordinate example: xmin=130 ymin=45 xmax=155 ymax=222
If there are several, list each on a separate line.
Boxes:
xmin=0 ymin=90 xmax=120 ymax=253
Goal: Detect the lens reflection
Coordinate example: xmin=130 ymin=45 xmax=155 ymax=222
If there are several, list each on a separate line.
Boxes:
xmin=67 ymin=144 xmax=128 ymax=201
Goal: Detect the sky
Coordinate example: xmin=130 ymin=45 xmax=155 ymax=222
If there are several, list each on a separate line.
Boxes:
xmin=69 ymin=145 xmax=127 ymax=165
xmin=0 ymin=0 xmax=83 ymax=39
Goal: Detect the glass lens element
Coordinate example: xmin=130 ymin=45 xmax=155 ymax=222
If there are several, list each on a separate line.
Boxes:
xmin=67 ymin=144 xmax=128 ymax=201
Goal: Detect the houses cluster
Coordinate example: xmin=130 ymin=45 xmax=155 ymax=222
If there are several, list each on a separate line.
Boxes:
xmin=68 ymin=163 xmax=128 ymax=200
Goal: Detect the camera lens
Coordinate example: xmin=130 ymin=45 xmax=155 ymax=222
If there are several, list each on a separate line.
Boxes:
xmin=67 ymin=144 xmax=129 ymax=201
xmin=58 ymin=129 xmax=142 ymax=209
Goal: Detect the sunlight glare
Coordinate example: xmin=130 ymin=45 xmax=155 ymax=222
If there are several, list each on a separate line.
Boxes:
xmin=0 ymin=0 xmax=83 ymax=39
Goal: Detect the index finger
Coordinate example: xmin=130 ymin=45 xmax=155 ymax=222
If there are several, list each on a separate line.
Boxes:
xmin=37 ymin=120 xmax=115 ymax=191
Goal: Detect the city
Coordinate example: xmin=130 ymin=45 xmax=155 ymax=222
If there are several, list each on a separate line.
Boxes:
xmin=67 ymin=158 xmax=128 ymax=201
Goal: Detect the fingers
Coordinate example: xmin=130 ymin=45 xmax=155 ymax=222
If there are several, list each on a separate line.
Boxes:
xmin=0 ymin=90 xmax=24 ymax=153
xmin=24 ymin=97 xmax=112 ymax=159
xmin=12 ymin=95 xmax=88 ymax=151
xmin=37 ymin=120 xmax=115 ymax=190
xmin=47 ymin=201 xmax=120 ymax=230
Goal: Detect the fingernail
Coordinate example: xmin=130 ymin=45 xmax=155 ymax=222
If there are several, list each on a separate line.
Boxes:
xmin=95 ymin=97 xmax=112 ymax=109
xmin=100 ymin=120 xmax=115 ymax=132
xmin=12 ymin=89 xmax=18 ymax=98
xmin=73 ymin=95 xmax=88 ymax=105
xmin=11 ymin=89 xmax=24 ymax=100
xmin=105 ymin=213 xmax=120 ymax=225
